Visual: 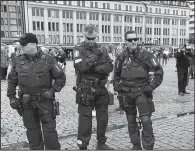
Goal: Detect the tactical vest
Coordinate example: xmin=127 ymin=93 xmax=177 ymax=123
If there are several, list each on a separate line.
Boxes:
xmin=120 ymin=56 xmax=149 ymax=81
xmin=15 ymin=53 xmax=52 ymax=93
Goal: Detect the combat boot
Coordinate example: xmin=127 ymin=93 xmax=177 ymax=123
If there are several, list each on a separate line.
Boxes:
xmin=131 ymin=144 xmax=142 ymax=150
xmin=96 ymin=143 xmax=113 ymax=150
xmin=79 ymin=147 xmax=87 ymax=150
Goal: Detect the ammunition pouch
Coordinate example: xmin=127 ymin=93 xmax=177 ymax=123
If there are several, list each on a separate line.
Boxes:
xmin=117 ymin=93 xmax=129 ymax=110
xmin=53 ymin=101 xmax=60 ymax=118
xmin=147 ymin=95 xmax=155 ymax=113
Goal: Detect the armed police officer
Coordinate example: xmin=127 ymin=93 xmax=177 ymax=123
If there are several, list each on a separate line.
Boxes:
xmin=7 ymin=33 xmax=66 ymax=150
xmin=113 ymin=30 xmax=164 ymax=150
xmin=73 ymin=24 xmax=113 ymax=150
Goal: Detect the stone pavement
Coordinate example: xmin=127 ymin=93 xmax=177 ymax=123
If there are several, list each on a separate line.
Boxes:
xmin=1 ymin=58 xmax=194 ymax=150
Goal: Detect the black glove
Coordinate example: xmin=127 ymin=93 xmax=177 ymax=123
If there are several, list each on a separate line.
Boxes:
xmin=144 ymin=85 xmax=153 ymax=96
xmin=86 ymin=54 xmax=98 ymax=66
xmin=93 ymin=48 xmax=103 ymax=56
xmin=10 ymin=97 xmax=20 ymax=109
xmin=42 ymin=89 xmax=55 ymax=99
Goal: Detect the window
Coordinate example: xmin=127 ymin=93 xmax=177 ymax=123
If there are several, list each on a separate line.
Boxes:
xmin=103 ymin=3 xmax=106 ymax=9
xmin=56 ymin=35 xmax=59 ymax=44
xmin=119 ymin=4 xmax=121 ymax=10
xmin=150 ymin=8 xmax=152 ymax=13
xmin=9 ymin=6 xmax=16 ymax=12
xmin=126 ymin=5 xmax=128 ymax=11
xmin=63 ymin=1 xmax=66 ymax=5
xmin=77 ymin=1 xmax=80 ymax=6
xmin=48 ymin=22 xmax=51 ymax=31
xmin=41 ymin=35 xmax=45 ymax=44
xmin=159 ymin=8 xmax=161 ymax=13
xmin=32 ymin=7 xmax=35 ymax=16
xmin=107 ymin=3 xmax=110 ymax=9
xmin=129 ymin=6 xmax=132 ymax=11
xmin=155 ymin=8 xmax=158 ymax=13
xmin=56 ymin=23 xmax=59 ymax=31
xmin=68 ymin=1 xmax=72 ymax=5
xmin=1 ymin=31 xmax=5 ymax=37
xmin=48 ymin=10 xmax=51 ymax=17
xmin=52 ymin=22 xmax=55 ymax=31
xmin=136 ymin=6 xmax=138 ymax=12
xmin=67 ymin=23 xmax=69 ymax=32
xmin=90 ymin=2 xmax=93 ymax=8
xmin=140 ymin=7 xmax=142 ymax=12
xmin=176 ymin=10 xmax=178 ymax=15
xmin=10 ymin=19 xmax=17 ymax=25
xmin=66 ymin=11 xmax=69 ymax=18
xmin=70 ymin=11 xmax=73 ymax=19
xmin=37 ymin=22 xmax=40 ymax=30
xmin=114 ymin=4 xmax=117 ymax=10
xmin=70 ymin=23 xmax=73 ymax=32
xmin=40 ymin=9 xmax=43 ymax=16
xmin=80 ymin=24 xmax=83 ymax=32
xmin=1 ymin=18 xmax=3 ymax=25
xmin=184 ymin=11 xmax=186 ymax=16
xmin=11 ymin=31 xmax=18 ymax=38
xmin=36 ymin=8 xmax=39 ymax=16
xmin=18 ymin=19 xmax=21 ymax=26
xmin=95 ymin=2 xmax=98 ymax=8
xmin=41 ymin=22 xmax=44 ymax=30
xmin=173 ymin=10 xmax=175 ymax=15
xmin=82 ymin=1 xmax=85 ymax=7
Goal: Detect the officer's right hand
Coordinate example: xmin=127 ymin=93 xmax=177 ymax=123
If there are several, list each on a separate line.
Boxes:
xmin=89 ymin=54 xmax=98 ymax=62
xmin=10 ymin=97 xmax=20 ymax=109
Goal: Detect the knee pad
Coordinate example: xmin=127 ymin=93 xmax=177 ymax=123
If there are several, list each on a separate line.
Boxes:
xmin=140 ymin=116 xmax=152 ymax=127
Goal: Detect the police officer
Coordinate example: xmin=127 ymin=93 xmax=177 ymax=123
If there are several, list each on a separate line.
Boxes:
xmin=73 ymin=24 xmax=113 ymax=150
xmin=7 ymin=33 xmax=66 ymax=150
xmin=175 ymin=44 xmax=192 ymax=96
xmin=113 ymin=30 xmax=164 ymax=150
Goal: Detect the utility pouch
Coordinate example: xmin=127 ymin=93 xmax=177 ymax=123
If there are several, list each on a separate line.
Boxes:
xmin=119 ymin=86 xmax=130 ymax=93
xmin=117 ymin=94 xmax=125 ymax=110
xmin=55 ymin=101 xmax=60 ymax=116
xmin=148 ymin=97 xmax=155 ymax=113
xmin=22 ymin=94 xmax=31 ymax=106
xmin=108 ymin=91 xmax=114 ymax=105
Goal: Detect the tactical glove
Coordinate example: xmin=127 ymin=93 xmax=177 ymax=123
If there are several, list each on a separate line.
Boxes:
xmin=10 ymin=97 xmax=20 ymax=109
xmin=42 ymin=89 xmax=55 ymax=99
xmin=144 ymin=85 xmax=153 ymax=96
xmin=93 ymin=48 xmax=103 ymax=56
xmin=86 ymin=54 xmax=98 ymax=66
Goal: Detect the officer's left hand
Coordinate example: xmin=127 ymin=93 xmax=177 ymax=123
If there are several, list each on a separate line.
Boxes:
xmin=42 ymin=89 xmax=55 ymax=99
xmin=144 ymin=85 xmax=153 ymax=96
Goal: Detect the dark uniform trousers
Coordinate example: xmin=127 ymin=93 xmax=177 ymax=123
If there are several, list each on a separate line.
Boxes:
xmin=177 ymin=67 xmax=188 ymax=93
xmin=77 ymin=85 xmax=109 ymax=148
xmin=22 ymin=98 xmax=60 ymax=150
xmin=121 ymin=90 xmax=155 ymax=150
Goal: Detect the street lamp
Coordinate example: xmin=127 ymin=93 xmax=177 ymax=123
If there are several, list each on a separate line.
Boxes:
xmin=142 ymin=1 xmax=150 ymax=44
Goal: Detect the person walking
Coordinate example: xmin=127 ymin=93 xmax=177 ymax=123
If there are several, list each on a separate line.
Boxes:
xmin=7 ymin=33 xmax=66 ymax=150
xmin=175 ymin=45 xmax=192 ymax=96
xmin=113 ymin=30 xmax=164 ymax=150
xmin=1 ymin=47 xmax=9 ymax=80
xmin=73 ymin=24 xmax=113 ymax=150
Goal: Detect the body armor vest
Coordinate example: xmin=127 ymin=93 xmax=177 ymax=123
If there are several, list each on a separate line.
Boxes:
xmin=15 ymin=53 xmax=52 ymax=93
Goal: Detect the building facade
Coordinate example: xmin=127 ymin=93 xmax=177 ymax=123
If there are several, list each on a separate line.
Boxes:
xmin=24 ymin=1 xmax=190 ymax=47
xmin=1 ymin=1 xmax=26 ymax=45
xmin=187 ymin=1 xmax=195 ymax=44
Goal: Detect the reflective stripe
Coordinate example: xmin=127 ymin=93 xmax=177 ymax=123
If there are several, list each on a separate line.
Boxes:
xmin=75 ymin=58 xmax=82 ymax=63
xmin=151 ymin=58 xmax=157 ymax=66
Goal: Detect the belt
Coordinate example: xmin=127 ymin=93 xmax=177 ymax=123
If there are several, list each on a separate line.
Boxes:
xmin=129 ymin=87 xmax=144 ymax=93
xmin=80 ymin=78 xmax=107 ymax=86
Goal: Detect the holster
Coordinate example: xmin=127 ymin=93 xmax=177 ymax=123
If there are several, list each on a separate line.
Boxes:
xmin=108 ymin=91 xmax=114 ymax=105
xmin=117 ymin=93 xmax=128 ymax=110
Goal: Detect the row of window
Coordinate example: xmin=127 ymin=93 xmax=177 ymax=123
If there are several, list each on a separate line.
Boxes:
xmin=76 ymin=11 xmax=86 ymax=20
xmin=154 ymin=28 xmax=161 ymax=35
xmin=48 ymin=22 xmax=59 ymax=31
xmin=135 ymin=27 xmax=142 ymax=35
xmin=102 ymin=14 xmax=111 ymax=21
xmin=49 ymin=35 xmax=60 ymax=44
xmin=1 ymin=18 xmax=21 ymax=25
xmin=77 ymin=24 xmax=85 ymax=33
xmin=89 ymin=12 xmax=99 ymax=20
xmin=180 ymin=20 xmax=186 ymax=26
xmin=63 ymin=23 xmax=73 ymax=32
xmin=32 ymin=8 xmax=44 ymax=16
xmin=180 ymin=29 xmax=186 ymax=36
xmin=33 ymin=21 xmax=44 ymax=31
xmin=114 ymin=37 xmax=122 ymax=42
xmin=163 ymin=38 xmax=169 ymax=45
xmin=37 ymin=35 xmax=45 ymax=44
xmin=1 ymin=5 xmax=20 ymax=13
xmin=124 ymin=26 xmax=133 ymax=33
xmin=124 ymin=15 xmax=132 ymax=23
xmin=146 ymin=28 xmax=152 ymax=35
xmin=163 ymin=28 xmax=170 ymax=35
xmin=146 ymin=17 xmax=152 ymax=24
xmin=1 ymin=31 xmax=22 ymax=38
xmin=154 ymin=17 xmax=161 ymax=24
xmin=64 ymin=35 xmax=74 ymax=44
xmin=102 ymin=25 xmax=111 ymax=34
xmin=114 ymin=26 xmax=122 ymax=34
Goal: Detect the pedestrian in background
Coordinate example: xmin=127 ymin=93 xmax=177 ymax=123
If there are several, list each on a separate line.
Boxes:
xmin=56 ymin=47 xmax=67 ymax=74
xmin=162 ymin=53 xmax=168 ymax=66
xmin=7 ymin=33 xmax=66 ymax=150
xmin=113 ymin=30 xmax=164 ymax=150
xmin=189 ymin=48 xmax=195 ymax=79
xmin=1 ymin=47 xmax=9 ymax=80
xmin=175 ymin=45 xmax=192 ymax=96
xmin=73 ymin=24 xmax=113 ymax=150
